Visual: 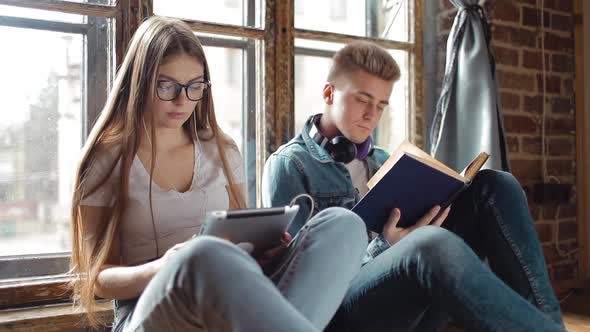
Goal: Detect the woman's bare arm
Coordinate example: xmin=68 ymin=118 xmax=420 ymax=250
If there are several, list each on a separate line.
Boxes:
xmin=81 ymin=205 xmax=161 ymax=300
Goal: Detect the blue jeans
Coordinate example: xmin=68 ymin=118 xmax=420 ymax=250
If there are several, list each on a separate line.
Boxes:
xmin=112 ymin=207 xmax=367 ymax=332
xmin=326 ymin=170 xmax=565 ymax=332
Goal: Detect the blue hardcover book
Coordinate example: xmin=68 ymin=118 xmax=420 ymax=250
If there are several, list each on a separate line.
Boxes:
xmin=352 ymin=141 xmax=489 ymax=232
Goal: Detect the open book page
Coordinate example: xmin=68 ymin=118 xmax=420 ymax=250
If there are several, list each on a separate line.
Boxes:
xmin=460 ymin=152 xmax=490 ymax=180
xmin=367 ymin=141 xmax=465 ymax=189
xmin=395 ymin=141 xmax=457 ymax=176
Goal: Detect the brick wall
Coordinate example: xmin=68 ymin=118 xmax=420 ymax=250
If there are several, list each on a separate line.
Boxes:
xmin=433 ymin=0 xmax=579 ymax=285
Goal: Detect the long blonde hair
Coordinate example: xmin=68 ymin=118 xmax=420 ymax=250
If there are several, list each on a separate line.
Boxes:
xmin=69 ymin=16 xmax=246 ymax=326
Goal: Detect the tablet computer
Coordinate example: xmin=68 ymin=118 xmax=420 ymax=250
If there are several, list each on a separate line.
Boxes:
xmin=199 ymin=205 xmax=300 ymax=252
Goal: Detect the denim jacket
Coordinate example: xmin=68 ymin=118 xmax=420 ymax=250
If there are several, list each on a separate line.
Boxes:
xmin=262 ymin=120 xmax=392 ymax=264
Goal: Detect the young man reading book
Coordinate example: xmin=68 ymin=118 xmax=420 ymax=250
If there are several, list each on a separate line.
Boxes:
xmin=262 ymin=41 xmax=565 ymax=331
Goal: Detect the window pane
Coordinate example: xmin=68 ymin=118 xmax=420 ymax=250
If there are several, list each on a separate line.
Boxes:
xmin=0 ymin=5 xmax=84 ymax=24
xmin=154 ymin=0 xmax=264 ymax=28
xmin=203 ymin=46 xmax=244 ymax=149
xmin=374 ymin=0 xmax=409 ymax=42
xmin=0 ymin=27 xmax=84 ymax=256
xmin=201 ymin=39 xmax=258 ymax=207
xmin=295 ymin=0 xmax=365 ymax=37
xmin=294 ymin=39 xmax=345 ymax=135
xmin=294 ymin=55 xmax=333 ymax=134
xmin=295 ymin=38 xmax=343 ymax=53
xmin=295 ymin=0 xmax=410 ymax=42
xmin=376 ymin=50 xmax=409 ymax=151
xmin=202 ymin=44 xmax=258 ymax=206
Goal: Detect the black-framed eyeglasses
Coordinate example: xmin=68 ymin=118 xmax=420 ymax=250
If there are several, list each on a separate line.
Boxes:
xmin=156 ymin=79 xmax=211 ymax=101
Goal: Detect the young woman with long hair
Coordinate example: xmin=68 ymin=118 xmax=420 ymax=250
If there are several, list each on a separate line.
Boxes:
xmin=69 ymin=16 xmax=367 ymax=332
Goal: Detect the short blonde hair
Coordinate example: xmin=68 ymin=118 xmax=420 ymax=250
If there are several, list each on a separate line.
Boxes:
xmin=327 ymin=41 xmax=401 ymax=83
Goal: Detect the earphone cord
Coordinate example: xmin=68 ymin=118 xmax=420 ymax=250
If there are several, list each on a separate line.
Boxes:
xmin=268 ymin=193 xmax=315 ymax=280
xmin=142 ymin=118 xmax=162 ymax=257
xmin=289 ymin=193 xmax=315 ymax=225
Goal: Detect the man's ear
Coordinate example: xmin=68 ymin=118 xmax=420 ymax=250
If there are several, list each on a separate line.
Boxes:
xmin=322 ymin=83 xmax=334 ymax=105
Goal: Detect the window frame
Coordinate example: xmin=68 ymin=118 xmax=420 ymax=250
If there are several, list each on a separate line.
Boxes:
xmin=0 ymin=0 xmax=424 ymax=308
xmin=0 ymin=0 xmax=124 ymax=308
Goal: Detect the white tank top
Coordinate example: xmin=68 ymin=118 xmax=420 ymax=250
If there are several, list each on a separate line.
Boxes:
xmin=80 ymin=135 xmax=245 ymax=265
